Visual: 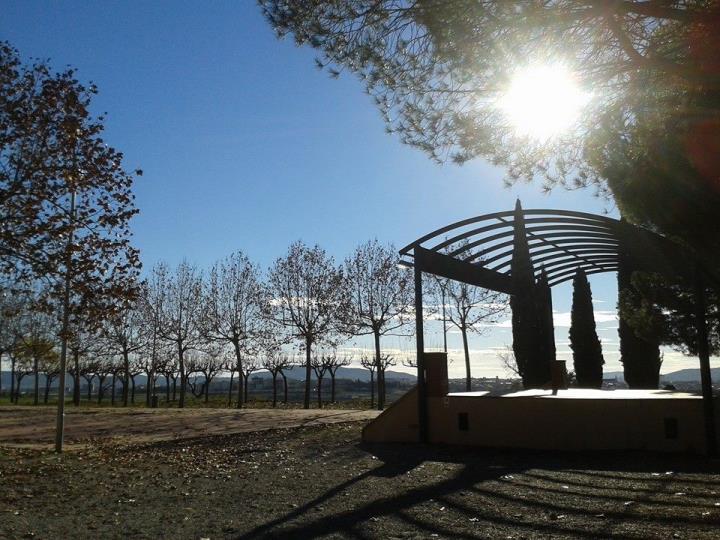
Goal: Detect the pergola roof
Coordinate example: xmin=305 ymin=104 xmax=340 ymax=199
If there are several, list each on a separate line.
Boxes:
xmin=399 ymin=208 xmax=691 ymax=289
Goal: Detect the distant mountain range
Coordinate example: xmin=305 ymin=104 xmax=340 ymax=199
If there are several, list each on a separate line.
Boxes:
xmin=0 ymin=365 xmax=417 ymax=390
xmin=604 ymin=367 xmax=720 ymax=383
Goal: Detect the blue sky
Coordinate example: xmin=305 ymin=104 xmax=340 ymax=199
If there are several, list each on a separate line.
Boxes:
xmin=2 ymin=2 xmax=697 ymax=376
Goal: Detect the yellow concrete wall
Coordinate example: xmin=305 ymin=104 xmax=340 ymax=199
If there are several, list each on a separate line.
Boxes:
xmin=361 ymin=386 xmax=419 ymax=443
xmin=428 ymin=395 xmax=719 ymax=453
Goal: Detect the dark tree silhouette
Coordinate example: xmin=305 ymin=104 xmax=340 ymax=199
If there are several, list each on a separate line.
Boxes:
xmin=360 ymin=353 xmax=376 ymax=408
xmin=618 ymin=255 xmax=662 ymax=389
xmin=259 ymin=4 xmax=720 ymax=261
xmin=569 ymin=269 xmax=604 ymax=388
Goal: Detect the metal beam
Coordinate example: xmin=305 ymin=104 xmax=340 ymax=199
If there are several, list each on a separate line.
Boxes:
xmin=414 ymin=249 xmax=428 ymax=444
xmin=415 ymin=247 xmax=515 ymax=295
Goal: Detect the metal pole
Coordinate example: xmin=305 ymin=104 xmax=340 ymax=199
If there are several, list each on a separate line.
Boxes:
xmin=414 ymin=250 xmax=428 ymax=443
xmin=695 ymin=268 xmax=717 ymax=457
xmin=55 ymin=190 xmax=76 ymax=453
xmin=441 ymin=284 xmax=447 ymax=354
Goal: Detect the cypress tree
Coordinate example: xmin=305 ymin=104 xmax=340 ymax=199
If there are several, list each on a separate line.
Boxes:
xmin=569 ymin=269 xmax=604 ymax=388
xmin=510 ymin=200 xmax=548 ymax=388
xmin=535 ymin=269 xmax=556 ymax=380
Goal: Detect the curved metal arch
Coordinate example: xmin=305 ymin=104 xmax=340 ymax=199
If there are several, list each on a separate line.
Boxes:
xmin=488 ymin=246 xmax=620 ymax=272
xmin=548 ymin=265 xmax=620 ymax=287
xmin=399 ymin=208 xmax=619 ymax=254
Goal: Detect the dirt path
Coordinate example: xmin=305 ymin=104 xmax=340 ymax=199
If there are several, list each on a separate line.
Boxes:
xmin=0 ymin=406 xmax=379 ymax=448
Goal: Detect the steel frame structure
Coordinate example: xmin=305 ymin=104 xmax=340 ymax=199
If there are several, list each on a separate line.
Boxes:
xmin=400 ymin=207 xmax=717 ymax=455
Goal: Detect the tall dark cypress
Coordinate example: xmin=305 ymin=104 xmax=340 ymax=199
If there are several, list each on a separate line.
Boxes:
xmin=535 ymin=269 xmax=556 ymax=381
xmin=569 ymin=269 xmax=604 ymax=388
xmin=510 ymin=200 xmax=548 ymax=388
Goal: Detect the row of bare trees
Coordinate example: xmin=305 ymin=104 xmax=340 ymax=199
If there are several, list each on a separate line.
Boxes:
xmin=1 ymin=239 xmax=508 ymax=410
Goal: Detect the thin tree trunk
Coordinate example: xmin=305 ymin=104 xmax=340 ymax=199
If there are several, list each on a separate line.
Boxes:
xmin=10 ymin=356 xmax=16 ymax=405
xmin=370 ymin=371 xmax=375 ymax=409
xmin=111 ymin=374 xmax=117 ymax=405
xmin=304 ymin=337 xmax=312 ymax=409
xmin=227 ymin=371 xmax=234 ymax=407
xmin=330 ymin=373 xmax=336 ymax=403
xmin=282 ymin=374 xmax=288 ymax=404
xmin=374 ymin=331 xmax=384 ymax=410
xmin=204 ymin=376 xmax=210 ymax=403
xmin=130 ymin=376 xmax=136 ymax=404
xmin=122 ymin=350 xmax=130 ymax=406
xmin=272 ymin=373 xmax=278 ymax=407
xmin=73 ymin=351 xmax=80 ymax=406
xmin=86 ymin=378 xmax=93 ymax=401
xmin=317 ymin=376 xmax=323 ymax=408
xmin=234 ymin=341 xmax=243 ymax=409
xmin=244 ymin=374 xmax=249 ymax=404
xmin=33 ymin=356 xmax=39 ymax=406
xmin=178 ymin=344 xmax=186 ymax=409
xmin=44 ymin=378 xmax=51 ymax=404
xmin=164 ymin=374 xmax=170 ymax=401
xmin=146 ymin=372 xmax=152 ymax=406
xmin=98 ymin=376 xmax=105 ymax=403
xmin=462 ymin=325 xmax=472 ymax=392
xmin=172 ymin=376 xmax=177 ymax=401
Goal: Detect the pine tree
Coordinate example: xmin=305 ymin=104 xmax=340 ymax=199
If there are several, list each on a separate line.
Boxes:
xmin=569 ymin=269 xmax=604 ymax=388
xmin=617 ymin=253 xmax=662 ymax=389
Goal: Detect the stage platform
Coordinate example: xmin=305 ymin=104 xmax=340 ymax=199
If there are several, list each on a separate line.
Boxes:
xmin=362 ymin=358 xmax=718 ymax=454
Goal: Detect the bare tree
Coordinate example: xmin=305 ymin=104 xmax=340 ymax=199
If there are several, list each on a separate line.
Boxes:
xmin=360 ymin=353 xmax=377 ymax=408
xmin=15 ymin=306 xmax=57 ymax=406
xmin=261 ymin=347 xmax=292 ymax=408
xmin=96 ymin=359 xmax=115 ymax=404
xmin=240 ymin=356 xmax=259 ymax=404
xmin=324 ymin=352 xmax=351 ymax=403
xmin=267 ymin=242 xmax=344 ymax=409
xmin=150 ymin=262 xmax=204 ymax=408
xmin=497 ymin=346 xmax=520 ymax=379
xmin=104 ymin=298 xmax=146 ymax=406
xmin=187 ymin=349 xmax=225 ymax=403
xmin=310 ymin=353 xmax=330 ymax=408
xmin=435 ymin=275 xmax=508 ymax=391
xmin=203 ymin=251 xmax=263 ymax=409
xmin=343 ymin=240 xmax=413 ymax=409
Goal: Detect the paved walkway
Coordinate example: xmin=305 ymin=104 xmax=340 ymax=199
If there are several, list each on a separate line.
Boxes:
xmin=0 ymin=406 xmax=380 ymax=448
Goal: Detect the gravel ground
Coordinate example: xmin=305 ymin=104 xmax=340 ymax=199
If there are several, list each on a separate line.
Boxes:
xmin=1 ymin=420 xmax=719 ymax=539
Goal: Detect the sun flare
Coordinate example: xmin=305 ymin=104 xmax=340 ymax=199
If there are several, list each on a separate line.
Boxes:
xmin=500 ymin=64 xmax=587 ymax=141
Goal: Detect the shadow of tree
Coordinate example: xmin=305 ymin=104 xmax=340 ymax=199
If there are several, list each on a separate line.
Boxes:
xmin=237 ymin=442 xmax=720 ymax=539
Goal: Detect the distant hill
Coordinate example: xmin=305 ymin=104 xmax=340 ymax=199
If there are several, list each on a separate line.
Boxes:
xmin=602 ymin=367 xmax=720 ymax=383
xmin=660 ymin=367 xmax=720 ymax=383
xmin=0 ymin=365 xmax=416 ymax=389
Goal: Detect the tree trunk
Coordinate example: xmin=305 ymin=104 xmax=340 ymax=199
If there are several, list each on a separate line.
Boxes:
xmin=87 ymin=378 xmax=93 ymax=401
xmin=172 ymin=376 xmax=177 ymax=401
xmin=130 ymin=376 xmax=136 ymax=404
xmin=373 ymin=331 xmax=384 ymax=410
xmin=330 ymin=373 xmax=336 ymax=403
xmin=178 ymin=344 xmax=186 ymax=409
xmin=10 ymin=356 xmax=16 ymax=404
xmin=244 ymin=374 xmax=249 ymax=404
xmin=204 ymin=376 xmax=210 ymax=403
xmin=33 ymin=356 xmax=39 ymax=406
xmin=462 ymin=325 xmax=472 ymax=392
xmin=272 ymin=373 xmax=278 ymax=407
xmin=304 ymin=337 xmax=312 ymax=409
xmin=227 ymin=371 xmax=234 ymax=407
xmin=282 ymin=374 xmax=288 ymax=404
xmin=111 ymin=374 xmax=117 ymax=405
xmin=146 ymin=372 xmax=152 ymax=406
xmin=98 ymin=376 xmax=105 ymax=403
xmin=369 ymin=371 xmax=375 ymax=409
xmin=317 ymin=376 xmax=323 ymax=408
xmin=122 ymin=350 xmax=130 ymax=406
xmin=44 ymin=378 xmax=51 ymax=404
xmin=73 ymin=351 xmax=80 ymax=406
xmin=233 ymin=341 xmax=244 ymax=409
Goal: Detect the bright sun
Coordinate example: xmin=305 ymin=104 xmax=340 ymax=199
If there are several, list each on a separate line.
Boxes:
xmin=500 ymin=64 xmax=587 ymax=141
